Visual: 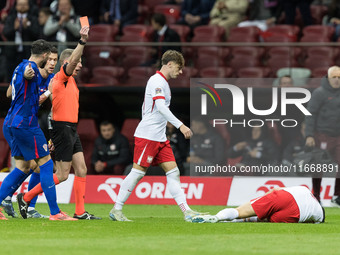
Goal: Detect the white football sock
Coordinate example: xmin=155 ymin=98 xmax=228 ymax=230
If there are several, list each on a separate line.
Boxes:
xmin=5 ymin=196 xmax=11 ymax=200
xmin=216 ymin=208 xmax=239 ymax=221
xmin=114 ymin=168 xmax=145 ymax=210
xmin=166 ymin=167 xmax=190 ymax=212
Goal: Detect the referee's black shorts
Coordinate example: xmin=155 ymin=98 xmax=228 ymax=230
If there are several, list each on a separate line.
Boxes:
xmin=50 ymin=121 xmax=83 ymax=162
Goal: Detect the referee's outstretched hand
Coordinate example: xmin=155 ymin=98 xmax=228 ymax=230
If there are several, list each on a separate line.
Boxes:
xmin=80 ymin=26 xmax=89 ymax=42
xmin=180 ymin=124 xmax=193 ymax=139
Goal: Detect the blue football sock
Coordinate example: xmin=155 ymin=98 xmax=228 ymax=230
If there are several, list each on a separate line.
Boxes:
xmin=0 ymin=168 xmax=29 ymax=202
xmin=40 ymin=159 xmax=59 ymax=215
xmin=28 ymin=172 xmax=40 ymax=209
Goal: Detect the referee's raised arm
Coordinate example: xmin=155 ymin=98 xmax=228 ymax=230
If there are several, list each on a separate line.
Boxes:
xmin=65 ymin=26 xmax=89 ymax=76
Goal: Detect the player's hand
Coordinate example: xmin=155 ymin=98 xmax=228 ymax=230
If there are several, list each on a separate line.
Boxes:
xmin=24 ymin=63 xmax=34 ymax=80
xmin=48 ymin=139 xmax=55 ymax=152
xmin=305 ymin=137 xmax=315 ymax=147
xmin=80 ymin=26 xmax=89 ymax=42
xmin=180 ymin=124 xmax=193 ymax=139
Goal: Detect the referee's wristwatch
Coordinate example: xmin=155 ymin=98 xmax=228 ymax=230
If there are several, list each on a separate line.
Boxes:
xmin=78 ymin=39 xmax=86 ymax=45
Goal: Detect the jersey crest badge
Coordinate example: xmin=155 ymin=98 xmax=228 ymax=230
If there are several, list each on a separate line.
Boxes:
xmin=155 ymin=88 xmax=162 ymax=94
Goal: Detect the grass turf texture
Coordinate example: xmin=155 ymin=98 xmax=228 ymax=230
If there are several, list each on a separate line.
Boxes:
xmin=0 ymin=204 xmax=339 ymax=255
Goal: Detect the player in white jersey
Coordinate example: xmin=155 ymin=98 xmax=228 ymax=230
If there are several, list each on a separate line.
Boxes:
xmin=109 ymin=50 xmax=205 ymax=222
xmin=192 ymin=186 xmax=325 ymax=224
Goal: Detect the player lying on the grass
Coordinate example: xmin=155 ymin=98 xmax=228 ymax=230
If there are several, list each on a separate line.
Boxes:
xmin=0 ymin=49 xmax=58 ymax=220
xmin=192 ymin=186 xmax=325 ymax=224
xmin=109 ymin=50 xmax=206 ymax=222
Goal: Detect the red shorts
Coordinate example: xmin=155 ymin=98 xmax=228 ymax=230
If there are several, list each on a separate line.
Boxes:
xmin=133 ymin=137 xmax=176 ymax=167
xmin=251 ymin=190 xmax=300 ymax=223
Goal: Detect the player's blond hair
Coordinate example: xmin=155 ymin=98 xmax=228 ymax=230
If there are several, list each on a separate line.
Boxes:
xmin=59 ymin=49 xmax=74 ymax=64
xmin=161 ymin=50 xmax=184 ymax=69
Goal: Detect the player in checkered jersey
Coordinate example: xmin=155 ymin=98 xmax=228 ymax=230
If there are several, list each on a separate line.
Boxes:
xmin=109 ymin=50 xmax=206 ymax=222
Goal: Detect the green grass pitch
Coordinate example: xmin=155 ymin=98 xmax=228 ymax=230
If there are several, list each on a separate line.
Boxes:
xmin=0 ymin=204 xmax=339 ymax=255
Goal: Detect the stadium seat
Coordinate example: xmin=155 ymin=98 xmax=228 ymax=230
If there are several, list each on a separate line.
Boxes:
xmin=228 ymin=26 xmax=260 ymax=41
xmin=231 ymin=47 xmax=265 ymax=60
xmin=199 ymin=67 xmax=233 ymax=78
xmin=302 ymin=25 xmax=335 ymax=40
xmin=310 ymin=5 xmax=328 ymax=24
xmin=266 ymin=25 xmax=299 ymax=38
xmin=169 ymin=24 xmax=190 ymax=42
xmin=229 ymin=56 xmax=261 ymax=70
xmin=121 ymin=118 xmax=140 ymax=150
xmin=154 ymin=5 xmax=181 ymax=24
xmin=267 ymin=47 xmax=302 ymax=60
xmin=195 ymin=55 xmax=225 ymax=71
xmin=144 ymin=0 xmax=168 ymax=11
xmin=122 ymin=24 xmax=153 ymax=39
xmin=137 ymin=4 xmax=149 ymax=24
xmin=237 ymin=67 xmax=271 ymax=78
xmin=262 ymin=34 xmax=296 ymax=43
xmin=92 ymin=66 xmax=125 ymax=79
xmin=267 ymin=57 xmax=299 ymax=76
xmin=122 ymin=66 xmax=157 ymax=87
xmin=300 ymin=35 xmax=331 ymax=42
xmin=87 ymin=24 xmax=119 ymax=42
xmin=120 ymin=34 xmax=150 ymax=43
xmin=304 ymin=56 xmax=334 ymax=70
xmin=311 ymin=67 xmax=328 ymax=78
xmin=88 ymin=76 xmax=119 ymax=87
xmin=84 ymin=46 xmax=121 ymax=61
xmin=123 ymin=46 xmax=151 ymax=58
xmin=122 ymin=55 xmax=151 ymax=71
xmin=197 ymin=47 xmax=230 ymax=60
xmin=192 ymin=25 xmax=225 ymax=42
xmin=306 ymin=47 xmax=339 ymax=60
xmin=77 ymin=119 xmax=99 ymax=172
xmin=85 ymin=56 xmax=116 ymax=71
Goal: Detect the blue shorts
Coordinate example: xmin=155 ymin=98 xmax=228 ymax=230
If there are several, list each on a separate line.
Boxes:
xmin=3 ymin=124 xmax=12 ymax=148
xmin=9 ymin=127 xmax=49 ymax=161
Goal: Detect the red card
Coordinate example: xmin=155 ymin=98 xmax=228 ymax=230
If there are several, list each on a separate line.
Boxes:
xmin=80 ymin=16 xmax=89 ymax=28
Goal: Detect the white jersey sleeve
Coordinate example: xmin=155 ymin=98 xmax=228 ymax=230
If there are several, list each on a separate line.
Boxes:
xmin=283 ymin=186 xmax=324 ymax=223
xmin=134 ymin=72 xmax=181 ymax=142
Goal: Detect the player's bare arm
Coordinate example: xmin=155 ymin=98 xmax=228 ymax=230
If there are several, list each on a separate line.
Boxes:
xmin=65 ymin=26 xmax=89 ymax=75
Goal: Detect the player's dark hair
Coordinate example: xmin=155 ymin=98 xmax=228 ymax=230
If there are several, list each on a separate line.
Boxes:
xmin=39 ymin=7 xmax=51 ymax=16
xmin=59 ymin=48 xmax=74 ymax=64
xmin=152 ymin=13 xmax=166 ymax=27
xmin=100 ymin=120 xmax=114 ymax=127
xmin=50 ymin=46 xmax=58 ymax=54
xmin=31 ymin=39 xmax=52 ymax=55
xmin=161 ymin=50 xmax=184 ymax=69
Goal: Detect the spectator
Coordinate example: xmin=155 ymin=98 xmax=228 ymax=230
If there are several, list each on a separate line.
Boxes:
xmin=278 ymin=75 xmax=294 ymax=87
xmin=38 ymin=7 xmax=51 ymax=39
xmin=177 ymin=0 xmax=216 ymax=32
xmin=186 ymin=118 xmax=225 ymax=175
xmin=282 ymin=123 xmax=306 ymax=166
xmin=3 ymin=0 xmax=39 ymax=82
xmin=305 ymin=66 xmax=340 ymax=205
xmin=238 ymin=0 xmax=283 ymax=31
xmin=43 ymin=0 xmax=80 ymax=53
xmin=99 ymin=0 xmax=138 ymax=29
xmin=326 ymin=0 xmax=340 ymax=41
xmin=209 ymin=0 xmax=248 ymax=36
xmin=143 ymin=13 xmax=181 ymax=67
xmin=282 ymin=0 xmax=313 ymax=26
xmin=166 ymin=123 xmax=189 ymax=174
xmin=229 ymin=126 xmax=279 ymax=167
xmin=92 ymin=121 xmax=131 ymax=175
xmin=0 ymin=0 xmax=16 ymax=23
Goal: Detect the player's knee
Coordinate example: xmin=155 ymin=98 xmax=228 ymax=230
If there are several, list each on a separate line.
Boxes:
xmin=75 ymin=165 xmax=87 ymax=177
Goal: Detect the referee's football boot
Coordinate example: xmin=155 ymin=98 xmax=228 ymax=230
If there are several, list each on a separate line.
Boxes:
xmin=17 ymin=193 xmax=29 ymax=219
xmin=73 ymin=211 xmax=102 ymax=220
xmin=1 ymin=199 xmax=19 ymax=218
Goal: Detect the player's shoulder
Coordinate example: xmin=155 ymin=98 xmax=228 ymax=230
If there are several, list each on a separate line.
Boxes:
xmin=147 ymin=73 xmax=168 ymax=88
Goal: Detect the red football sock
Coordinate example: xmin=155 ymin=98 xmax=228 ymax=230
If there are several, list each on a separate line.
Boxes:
xmin=24 ymin=174 xmax=60 ymax=202
xmin=74 ymin=176 xmax=86 ymax=215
